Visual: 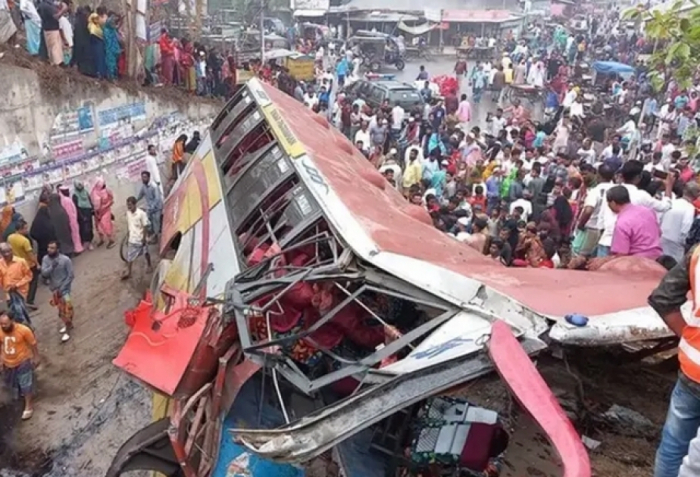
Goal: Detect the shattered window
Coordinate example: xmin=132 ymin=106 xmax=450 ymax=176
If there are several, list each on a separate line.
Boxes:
xmin=234 ymin=180 xmax=321 ymax=264
xmin=211 ymin=89 xmax=253 ymax=146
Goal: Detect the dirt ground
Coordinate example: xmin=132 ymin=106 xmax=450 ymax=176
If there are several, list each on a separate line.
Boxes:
xmin=0 ymin=215 xmax=676 ymax=477
xmin=0 ymin=214 xmax=154 ymax=477
xmin=461 ymin=350 xmax=675 ymax=477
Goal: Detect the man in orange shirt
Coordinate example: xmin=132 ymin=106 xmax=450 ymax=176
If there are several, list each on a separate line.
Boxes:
xmin=0 ymin=242 xmax=34 ymax=326
xmin=0 ymin=311 xmax=39 ymax=420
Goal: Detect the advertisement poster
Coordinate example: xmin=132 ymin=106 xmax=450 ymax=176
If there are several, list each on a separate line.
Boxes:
xmin=51 ymin=138 xmax=85 ymax=162
xmin=98 ymin=103 xmax=147 ymax=127
xmin=50 ymin=106 xmax=95 ymax=141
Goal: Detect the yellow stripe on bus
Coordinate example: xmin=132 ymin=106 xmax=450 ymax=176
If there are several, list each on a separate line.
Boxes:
xmin=261 ymin=104 xmax=305 ymax=159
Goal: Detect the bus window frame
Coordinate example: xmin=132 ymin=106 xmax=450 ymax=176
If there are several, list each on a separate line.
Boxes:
xmin=210 ymin=89 xmax=252 ymax=143
xmin=217 ymin=110 xmax=266 ymax=163
xmin=222 ymin=142 xmax=283 ymax=194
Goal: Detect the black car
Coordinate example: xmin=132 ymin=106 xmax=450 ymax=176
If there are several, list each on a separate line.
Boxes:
xmin=343 ymin=80 xmax=424 ymax=117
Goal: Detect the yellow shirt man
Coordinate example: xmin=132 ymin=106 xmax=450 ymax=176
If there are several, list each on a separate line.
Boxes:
xmin=8 ymin=232 xmax=36 ymax=268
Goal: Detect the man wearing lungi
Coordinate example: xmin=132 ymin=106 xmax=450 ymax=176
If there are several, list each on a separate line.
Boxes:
xmin=121 ymin=196 xmax=152 ymax=280
xmin=0 ymin=310 xmax=39 ymax=420
xmin=40 ymin=240 xmax=74 ymax=343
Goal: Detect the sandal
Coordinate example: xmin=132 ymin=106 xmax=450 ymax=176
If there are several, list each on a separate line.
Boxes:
xmin=21 ymin=409 xmax=33 ymax=420
xmin=106 ymin=241 xmax=116 ymax=249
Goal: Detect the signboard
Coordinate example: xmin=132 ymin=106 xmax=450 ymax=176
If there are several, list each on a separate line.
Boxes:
xmin=287 ymin=57 xmax=314 ymax=81
xmin=261 ymin=104 xmax=305 ymax=158
xmin=291 ymin=0 xmax=329 ymax=10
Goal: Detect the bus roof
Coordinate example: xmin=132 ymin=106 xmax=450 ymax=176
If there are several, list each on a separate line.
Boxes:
xmin=247 ymin=79 xmax=674 ymax=345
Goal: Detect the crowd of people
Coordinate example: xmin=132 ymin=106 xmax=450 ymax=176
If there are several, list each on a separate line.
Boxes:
xmin=247 ymin=15 xmax=700 ymax=276
xmin=0 ymin=143 xmax=164 ymax=421
xmin=243 ymin=13 xmax=700 ymax=473
xmin=0 ymin=0 xmax=238 ymax=97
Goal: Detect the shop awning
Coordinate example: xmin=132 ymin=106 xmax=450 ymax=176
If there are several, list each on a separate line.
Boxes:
xmin=293 ymin=9 xmax=327 ymax=16
xmin=398 ymin=20 xmax=438 ymax=35
xmin=442 ymin=9 xmax=522 ymax=23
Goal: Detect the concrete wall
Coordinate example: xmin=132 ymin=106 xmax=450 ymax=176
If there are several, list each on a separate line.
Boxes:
xmin=0 ymin=64 xmax=222 ymax=222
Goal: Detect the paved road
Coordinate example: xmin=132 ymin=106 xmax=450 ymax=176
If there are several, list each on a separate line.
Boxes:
xmin=392 ymin=57 xmax=499 ymax=133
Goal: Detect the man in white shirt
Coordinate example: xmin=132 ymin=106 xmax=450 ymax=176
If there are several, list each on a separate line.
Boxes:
xmin=598 ymin=160 xmax=673 ymax=256
xmin=123 ymin=196 xmax=152 ymax=279
xmin=303 ymin=91 xmax=319 ymax=110
xmin=354 ymin=121 xmax=371 ymax=153
xmin=487 ymin=109 xmax=507 ymax=138
xmin=145 ymin=144 xmax=164 ymax=196
xmin=656 ymin=102 xmax=678 ymax=140
xmin=390 ymin=104 xmax=404 ymax=135
xmin=569 ymin=95 xmax=585 ymax=119
xmin=509 ymin=195 xmax=533 ymax=221
xmin=379 ymin=148 xmax=403 ymax=191
xmin=562 ymin=87 xmax=577 ymax=108
xmin=578 ymin=164 xmax=614 ymax=257
xmin=660 ymin=182 xmax=700 ymax=261
xmin=659 ymin=134 xmax=676 ymax=170
xmin=680 ymin=427 xmax=700 ymax=477
xmin=577 ymin=138 xmax=597 ymax=165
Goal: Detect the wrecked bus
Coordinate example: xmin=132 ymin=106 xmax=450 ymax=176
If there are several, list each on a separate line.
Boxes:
xmin=105 ymin=78 xmax=679 ymax=477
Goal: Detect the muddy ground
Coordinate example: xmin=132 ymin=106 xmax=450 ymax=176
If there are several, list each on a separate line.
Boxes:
xmin=0 ymin=215 xmax=153 ymax=477
xmin=0 ymin=217 xmax=676 ymax=477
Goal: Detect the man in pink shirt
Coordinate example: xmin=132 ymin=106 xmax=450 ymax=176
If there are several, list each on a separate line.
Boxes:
xmin=457 ymin=94 xmax=472 ymax=130
xmin=607 ymin=185 xmax=663 ymax=259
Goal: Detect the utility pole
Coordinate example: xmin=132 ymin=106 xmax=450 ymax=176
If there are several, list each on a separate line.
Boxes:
xmin=259 ymin=0 xmax=265 ymax=62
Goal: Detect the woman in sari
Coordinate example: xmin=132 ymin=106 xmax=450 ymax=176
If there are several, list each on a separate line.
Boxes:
xmin=30 ymin=199 xmax=56 ymax=266
xmin=90 ymin=179 xmax=115 ymax=248
xmin=180 ymin=39 xmax=196 ymax=92
xmin=71 ymin=6 xmax=94 ymax=76
xmin=72 ymin=181 xmax=94 ymax=249
xmin=1 ymin=207 xmax=23 ymax=241
xmin=102 ymin=12 xmax=121 ymax=80
xmin=19 ymin=0 xmax=41 ymax=55
xmin=47 ymin=193 xmax=75 ymax=256
xmin=88 ymin=7 xmax=107 ymax=78
xmin=0 ymin=205 xmax=14 ymax=239
xmin=58 ymin=185 xmax=84 ymax=254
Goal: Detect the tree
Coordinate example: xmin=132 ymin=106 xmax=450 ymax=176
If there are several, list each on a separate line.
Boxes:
xmin=625 ymin=0 xmax=700 ymax=90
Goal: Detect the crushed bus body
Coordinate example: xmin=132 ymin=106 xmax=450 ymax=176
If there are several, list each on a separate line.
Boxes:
xmin=105 ymin=78 xmax=681 ymax=477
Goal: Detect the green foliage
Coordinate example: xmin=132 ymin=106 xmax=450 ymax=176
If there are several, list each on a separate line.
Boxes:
xmin=624 ymin=0 xmax=700 ymax=89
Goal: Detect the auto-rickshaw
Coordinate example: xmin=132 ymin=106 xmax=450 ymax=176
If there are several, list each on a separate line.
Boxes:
xmin=346 ymin=30 xmax=405 ymax=72
xmin=264 ymin=48 xmax=315 ymax=82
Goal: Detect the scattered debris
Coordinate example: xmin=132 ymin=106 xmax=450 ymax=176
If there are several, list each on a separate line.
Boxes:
xmin=581 ymin=435 xmax=601 ymax=451
xmin=551 ymin=387 xmax=581 ymax=421
xmin=599 ymin=405 xmax=656 ymax=438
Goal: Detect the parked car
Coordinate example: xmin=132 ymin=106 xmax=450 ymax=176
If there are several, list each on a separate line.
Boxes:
xmin=343 ymin=79 xmax=424 ymax=117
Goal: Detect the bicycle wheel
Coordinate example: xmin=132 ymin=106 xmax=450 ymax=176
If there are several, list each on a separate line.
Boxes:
xmin=119 ymin=235 xmax=128 ymax=263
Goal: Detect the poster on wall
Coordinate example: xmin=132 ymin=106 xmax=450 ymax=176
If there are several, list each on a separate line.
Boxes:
xmin=98 ymin=103 xmax=147 ymax=128
xmin=51 ymin=138 xmax=85 ymax=162
xmin=50 ymin=106 xmax=95 ymax=141
xmin=0 ymin=142 xmax=28 ymax=167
